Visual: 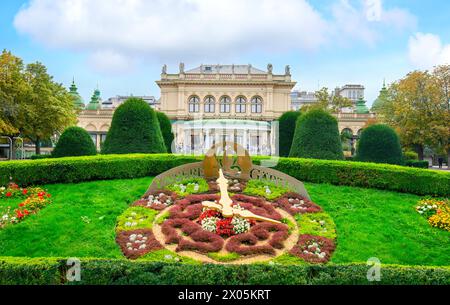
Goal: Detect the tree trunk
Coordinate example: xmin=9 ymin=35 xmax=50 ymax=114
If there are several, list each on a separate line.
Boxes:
xmin=447 ymin=149 xmax=450 ymax=169
xmin=35 ymin=137 xmax=41 ymax=155
xmin=414 ymin=144 xmax=424 ymax=160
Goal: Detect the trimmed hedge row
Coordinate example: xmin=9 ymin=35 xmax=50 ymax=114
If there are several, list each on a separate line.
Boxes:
xmin=0 ymin=154 xmax=449 ymax=196
xmin=405 ymin=160 xmax=429 ymax=169
xmin=0 ymin=258 xmax=448 ymax=285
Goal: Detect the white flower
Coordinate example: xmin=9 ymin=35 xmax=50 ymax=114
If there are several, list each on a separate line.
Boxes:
xmin=201 ymin=217 xmax=219 ymax=233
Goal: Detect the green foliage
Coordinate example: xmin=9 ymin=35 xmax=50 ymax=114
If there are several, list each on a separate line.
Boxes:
xmin=243 ymin=179 xmax=290 ymax=200
xmin=404 ymin=150 xmax=419 ymax=161
xmin=278 ymin=111 xmax=301 ymax=157
xmin=289 ymin=109 xmax=344 ymax=160
xmin=405 ymin=160 xmax=429 ymax=169
xmin=271 ymin=253 xmax=307 ymax=265
xmin=116 ymin=207 xmax=158 ymax=232
xmin=138 ymin=249 xmax=199 ymax=264
xmin=30 ymin=154 xmax=52 ymax=160
xmin=0 ymin=51 xmax=77 ymax=154
xmin=0 ymin=257 xmax=448 ymax=285
xmin=281 ymin=217 xmax=296 ymax=234
xmin=155 ymin=210 xmax=170 ymax=225
xmin=102 ymin=98 xmax=166 ymax=154
xmin=295 ymin=212 xmax=337 ymax=240
xmin=166 ymin=177 xmax=209 ymax=197
xmin=52 ymin=127 xmax=97 ymax=158
xmin=0 ymin=154 xmax=449 ymax=196
xmin=356 ymin=124 xmax=403 ymax=165
xmin=156 ymin=112 xmax=174 ymax=153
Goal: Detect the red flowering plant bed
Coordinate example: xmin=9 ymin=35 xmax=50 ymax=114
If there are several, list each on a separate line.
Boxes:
xmin=275 ymin=192 xmax=322 ymax=215
xmin=116 ymin=228 xmax=163 ymax=260
xmin=289 ymin=234 xmax=336 ymax=264
xmin=133 ymin=190 xmax=178 ymax=211
xmin=0 ymin=183 xmax=52 ymax=229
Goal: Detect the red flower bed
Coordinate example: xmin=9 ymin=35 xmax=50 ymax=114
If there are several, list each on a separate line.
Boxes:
xmin=225 ymin=233 xmax=276 ymax=256
xmin=169 ymin=194 xmax=219 ymax=220
xmin=251 ymin=223 xmax=289 ymax=249
xmin=232 ymin=194 xmax=282 ymax=221
xmin=275 ymin=192 xmax=322 ymax=215
xmin=133 ymin=190 xmax=178 ymax=211
xmin=116 ymin=229 xmax=163 ymax=260
xmin=161 ymin=218 xmax=224 ymax=253
xmin=290 ymin=234 xmax=336 ymax=264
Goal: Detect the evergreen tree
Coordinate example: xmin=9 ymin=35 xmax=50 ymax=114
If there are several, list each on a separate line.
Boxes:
xmin=102 ymin=98 xmax=166 ymax=154
xmin=278 ymin=111 xmax=301 ymax=157
xmin=156 ymin=111 xmax=174 ymax=153
xmin=289 ymin=109 xmax=344 ymax=160
xmin=52 ymin=126 xmax=97 ymax=158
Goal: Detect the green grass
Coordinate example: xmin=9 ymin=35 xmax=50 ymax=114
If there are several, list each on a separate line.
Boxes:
xmin=0 ymin=177 xmax=151 ymax=258
xmin=0 ymin=177 xmax=448 ymax=267
xmin=305 ymin=183 xmax=450 ymax=266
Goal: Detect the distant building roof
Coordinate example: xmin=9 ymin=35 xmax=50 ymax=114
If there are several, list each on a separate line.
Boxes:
xmin=186 ymin=64 xmax=266 ymax=75
xmin=68 ymin=79 xmax=85 ymax=109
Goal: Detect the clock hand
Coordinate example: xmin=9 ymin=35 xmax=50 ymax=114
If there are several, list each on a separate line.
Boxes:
xmin=216 ymin=169 xmax=234 ymax=217
xmin=232 ymin=208 xmax=281 ymax=224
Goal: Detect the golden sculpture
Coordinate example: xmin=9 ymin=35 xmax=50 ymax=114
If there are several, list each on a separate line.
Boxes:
xmin=203 ymin=142 xmax=252 ymax=180
xmin=202 ymin=169 xmax=281 ymax=224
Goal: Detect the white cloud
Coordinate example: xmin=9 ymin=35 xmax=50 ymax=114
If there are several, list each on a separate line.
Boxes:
xmin=13 ymin=0 xmax=416 ymax=73
xmin=408 ymin=32 xmax=450 ymax=69
xmin=331 ymin=0 xmax=416 ymax=46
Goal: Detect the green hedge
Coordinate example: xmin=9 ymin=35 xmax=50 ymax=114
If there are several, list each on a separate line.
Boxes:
xmin=405 ymin=160 xmax=429 ymax=169
xmin=0 ymin=154 xmax=449 ymax=196
xmin=0 ymin=257 xmax=448 ymax=285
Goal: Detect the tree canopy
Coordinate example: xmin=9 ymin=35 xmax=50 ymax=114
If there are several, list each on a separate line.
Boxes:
xmin=52 ymin=126 xmax=97 ymax=158
xmin=377 ymin=68 xmax=449 ymax=161
xmin=0 ymin=50 xmax=77 ymax=154
xmin=289 ymin=109 xmax=344 ymax=160
xmin=301 ymin=87 xmax=353 ymax=113
xmin=278 ymin=111 xmax=301 ymax=157
xmin=156 ymin=111 xmax=174 ymax=153
xmin=102 ymin=98 xmax=166 ymax=154
xmin=356 ymin=124 xmax=403 ymax=165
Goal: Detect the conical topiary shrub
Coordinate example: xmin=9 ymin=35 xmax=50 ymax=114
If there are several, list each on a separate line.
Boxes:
xmin=52 ymin=126 xmax=97 ymax=158
xmin=156 ymin=111 xmax=174 ymax=153
xmin=101 ymin=98 xmax=166 ymax=154
xmin=278 ymin=111 xmax=301 ymax=157
xmin=289 ymin=109 xmax=344 ymax=160
xmin=356 ymin=124 xmax=403 ymax=165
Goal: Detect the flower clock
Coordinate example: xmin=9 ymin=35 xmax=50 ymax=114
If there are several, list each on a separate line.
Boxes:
xmin=0 ymin=182 xmax=52 ymax=229
xmin=115 ymin=171 xmax=337 ymax=264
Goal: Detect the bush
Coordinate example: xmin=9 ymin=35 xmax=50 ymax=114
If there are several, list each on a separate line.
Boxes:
xmin=0 ymin=257 xmax=448 ymax=285
xmin=405 ymin=160 xmax=429 ymax=169
xmin=52 ymin=127 xmax=97 ymax=158
xmin=356 ymin=124 xmax=403 ymax=165
xmin=102 ymin=98 xmax=166 ymax=154
xmin=156 ymin=112 xmax=175 ymax=153
xmin=30 ymin=154 xmax=52 ymax=160
xmin=0 ymin=155 xmax=449 ymax=196
xmin=289 ymin=109 xmax=344 ymax=160
xmin=278 ymin=111 xmax=301 ymax=157
xmin=404 ymin=151 xmax=419 ymax=161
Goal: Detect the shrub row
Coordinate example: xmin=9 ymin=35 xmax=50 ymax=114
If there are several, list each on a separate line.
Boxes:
xmin=0 ymin=154 xmax=448 ymax=196
xmin=0 ymin=257 xmax=448 ymax=285
xmin=405 ymin=160 xmax=429 ymax=169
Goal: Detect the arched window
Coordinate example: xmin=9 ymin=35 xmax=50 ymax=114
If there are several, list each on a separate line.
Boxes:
xmin=204 ymin=96 xmax=215 ymax=113
xmin=188 ymin=96 xmax=200 ymax=113
xmin=251 ymin=96 xmax=263 ymax=113
xmin=235 ymin=96 xmax=247 ymax=113
xmin=220 ymin=96 xmax=231 ymax=113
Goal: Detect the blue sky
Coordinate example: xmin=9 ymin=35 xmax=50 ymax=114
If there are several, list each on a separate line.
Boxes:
xmin=1 ymin=0 xmax=450 ymax=106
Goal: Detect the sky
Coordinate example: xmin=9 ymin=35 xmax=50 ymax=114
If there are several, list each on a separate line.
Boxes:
xmin=1 ymin=0 xmax=450 ymax=106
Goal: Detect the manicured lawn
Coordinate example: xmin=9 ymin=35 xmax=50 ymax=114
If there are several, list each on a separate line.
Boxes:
xmin=0 ymin=178 xmax=448 ymax=266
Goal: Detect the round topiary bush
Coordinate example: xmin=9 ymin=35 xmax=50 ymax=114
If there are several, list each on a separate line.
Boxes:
xmin=52 ymin=126 xmax=97 ymax=158
xmin=289 ymin=109 xmax=344 ymax=160
xmin=156 ymin=112 xmax=174 ymax=153
xmin=278 ymin=111 xmax=301 ymax=157
xmin=102 ymin=98 xmax=166 ymax=154
xmin=356 ymin=124 xmax=403 ymax=165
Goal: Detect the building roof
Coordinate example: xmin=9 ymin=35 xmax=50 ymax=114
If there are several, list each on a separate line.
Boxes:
xmin=86 ymin=87 xmax=102 ymax=110
xmin=355 ymin=97 xmax=370 ymax=114
xmin=371 ymin=81 xmax=388 ymax=112
xmin=69 ymin=79 xmax=85 ymax=109
xmin=186 ymin=64 xmax=266 ymax=75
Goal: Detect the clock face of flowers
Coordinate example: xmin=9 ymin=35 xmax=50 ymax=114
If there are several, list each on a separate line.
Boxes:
xmin=115 ymin=177 xmax=337 ymax=264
